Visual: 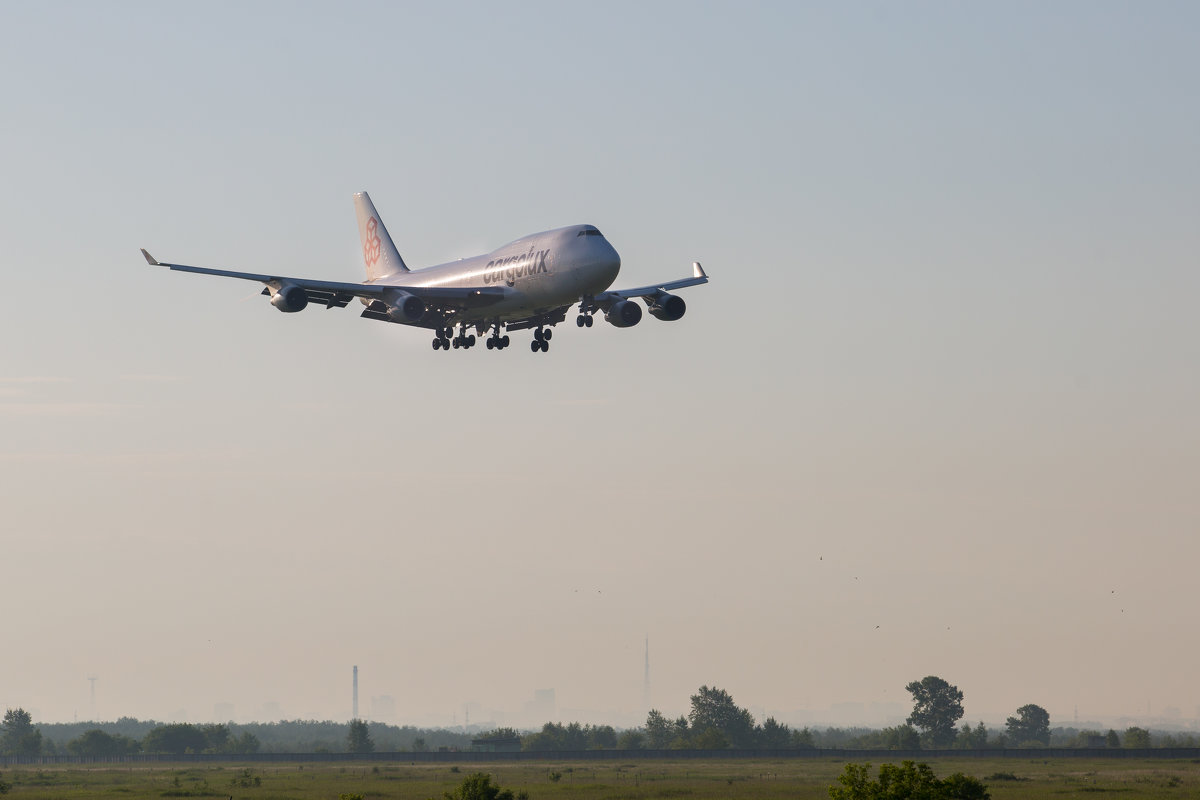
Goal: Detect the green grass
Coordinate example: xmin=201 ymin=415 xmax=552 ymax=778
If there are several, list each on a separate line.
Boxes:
xmin=2 ymin=757 xmax=1199 ymax=799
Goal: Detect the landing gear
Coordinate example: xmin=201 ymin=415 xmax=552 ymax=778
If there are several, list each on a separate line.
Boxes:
xmin=531 ymin=326 xmax=551 ymax=353
xmin=432 ymin=326 xmax=460 ymax=351
xmin=447 ymin=325 xmax=476 ymax=350
xmin=486 ymin=323 xmax=510 ymax=351
xmin=575 ymin=313 xmax=594 ymax=327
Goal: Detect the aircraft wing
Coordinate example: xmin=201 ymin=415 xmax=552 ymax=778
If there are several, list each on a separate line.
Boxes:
xmin=141 ymin=250 xmax=506 ymax=310
xmin=593 ymin=262 xmax=708 ymax=303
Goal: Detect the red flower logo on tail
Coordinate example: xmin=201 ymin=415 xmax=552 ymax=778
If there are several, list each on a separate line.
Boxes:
xmin=363 ymin=217 xmax=382 ymax=267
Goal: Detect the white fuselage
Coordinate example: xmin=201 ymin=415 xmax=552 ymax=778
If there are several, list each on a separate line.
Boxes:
xmin=365 ymin=224 xmax=620 ymax=323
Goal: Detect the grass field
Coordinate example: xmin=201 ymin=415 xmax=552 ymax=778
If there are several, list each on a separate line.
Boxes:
xmin=3 ymin=756 xmax=1200 ymax=799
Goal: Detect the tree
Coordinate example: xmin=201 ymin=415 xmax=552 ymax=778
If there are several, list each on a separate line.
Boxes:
xmin=905 ymin=676 xmax=965 ymax=748
xmin=1005 ymin=704 xmax=1050 ymax=746
xmin=1105 ymin=729 xmax=1120 ymax=748
xmin=791 ymin=727 xmax=816 ymax=749
xmin=443 ymin=772 xmax=514 ymax=800
xmin=232 ymin=731 xmax=261 ymax=754
xmin=688 ymin=685 xmax=756 ymax=748
xmin=829 ymin=761 xmax=989 ymax=800
xmin=617 ymin=729 xmax=645 ymax=749
xmin=346 ymin=719 xmax=374 ymax=753
xmin=644 ymin=709 xmax=677 ymax=749
xmin=589 ymin=724 xmax=617 ymax=749
xmin=1 ymin=709 xmax=42 ymax=756
xmin=955 ymin=721 xmax=989 ymax=749
xmin=142 ymin=723 xmax=206 ymax=754
xmin=199 ymin=723 xmax=231 ymax=753
xmin=759 ymin=717 xmax=792 ymax=748
xmin=1123 ymin=726 xmax=1151 ymax=748
xmin=67 ymin=729 xmax=140 ymax=757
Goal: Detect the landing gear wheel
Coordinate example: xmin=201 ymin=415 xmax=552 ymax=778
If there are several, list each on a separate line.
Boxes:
xmin=585 ymin=315 xmax=593 ymax=327
xmin=576 ymin=315 xmax=585 ymax=327
xmin=502 ymin=335 xmax=510 ymax=347
xmin=468 ymin=334 xmax=476 ymax=347
xmin=530 ymin=340 xmax=540 ymax=353
xmin=432 ymin=338 xmax=441 ymax=350
xmin=543 ymin=328 xmax=552 ymax=341
xmin=486 ymin=338 xmax=494 ymax=350
xmin=540 ymin=339 xmax=550 ymax=352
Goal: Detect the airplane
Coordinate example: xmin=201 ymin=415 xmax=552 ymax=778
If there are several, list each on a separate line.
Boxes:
xmin=142 ymin=192 xmax=708 ymax=353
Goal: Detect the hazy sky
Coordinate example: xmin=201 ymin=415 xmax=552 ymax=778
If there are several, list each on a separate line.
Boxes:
xmin=2 ymin=1 xmax=1198 ymax=731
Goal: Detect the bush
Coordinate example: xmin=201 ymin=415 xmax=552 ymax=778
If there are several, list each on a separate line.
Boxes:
xmin=830 ymin=761 xmax=989 ymax=799
xmin=443 ymin=772 xmax=514 ymax=800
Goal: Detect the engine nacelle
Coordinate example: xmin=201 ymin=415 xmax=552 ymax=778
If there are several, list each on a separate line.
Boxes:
xmin=270 ymin=284 xmax=308 ymax=313
xmin=647 ymin=292 xmax=686 ymax=321
xmin=605 ymin=299 xmax=642 ymax=328
xmin=384 ymin=291 xmax=426 ymax=324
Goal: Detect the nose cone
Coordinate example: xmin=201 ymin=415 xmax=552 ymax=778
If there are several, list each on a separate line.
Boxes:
xmin=599 ymin=238 xmax=621 ymax=284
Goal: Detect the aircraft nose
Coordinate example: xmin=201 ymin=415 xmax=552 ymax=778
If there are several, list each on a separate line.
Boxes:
xmin=602 ymin=240 xmax=621 ymax=281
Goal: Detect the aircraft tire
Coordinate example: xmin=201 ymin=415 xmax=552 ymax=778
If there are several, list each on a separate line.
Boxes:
xmin=585 ymin=315 xmax=593 ymax=327
xmin=530 ymin=340 xmax=540 ymax=352
xmin=432 ymin=339 xmax=441 ymax=350
xmin=541 ymin=340 xmax=550 ymax=353
xmin=502 ymin=335 xmax=510 ymax=347
xmin=468 ymin=335 xmax=476 ymax=347
xmin=544 ymin=328 xmax=552 ymax=341
xmin=576 ymin=315 xmax=585 ymax=327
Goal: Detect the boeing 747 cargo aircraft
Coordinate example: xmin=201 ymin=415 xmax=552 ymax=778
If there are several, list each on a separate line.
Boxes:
xmin=142 ymin=192 xmax=708 ymax=353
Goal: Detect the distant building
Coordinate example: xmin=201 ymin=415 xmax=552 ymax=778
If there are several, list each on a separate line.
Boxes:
xmin=522 ymin=689 xmax=556 ymax=723
xmin=213 ymin=702 xmax=235 ymax=722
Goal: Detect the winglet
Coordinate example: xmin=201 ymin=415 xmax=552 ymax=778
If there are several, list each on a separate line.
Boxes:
xmin=692 ymin=261 xmax=706 ymax=279
xmin=141 ymin=248 xmax=160 ymax=266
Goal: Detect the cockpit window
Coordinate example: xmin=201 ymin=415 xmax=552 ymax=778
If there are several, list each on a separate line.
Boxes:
xmin=576 ymin=228 xmax=603 ymax=237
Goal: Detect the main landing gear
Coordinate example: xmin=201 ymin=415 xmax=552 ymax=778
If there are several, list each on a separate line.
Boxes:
xmin=486 ymin=322 xmax=510 ymax=351
xmin=575 ymin=312 xmax=594 ymax=327
xmin=530 ymin=326 xmax=552 ymax=353
xmin=431 ymin=326 xmax=476 ymax=351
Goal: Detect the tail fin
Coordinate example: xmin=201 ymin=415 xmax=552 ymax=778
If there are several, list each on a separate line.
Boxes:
xmin=353 ymin=191 xmax=408 ymax=280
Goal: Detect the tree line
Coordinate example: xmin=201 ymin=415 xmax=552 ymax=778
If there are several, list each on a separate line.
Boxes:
xmin=5 ymin=677 xmax=1196 ymax=758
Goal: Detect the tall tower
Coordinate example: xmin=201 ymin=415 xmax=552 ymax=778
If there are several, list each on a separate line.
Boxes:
xmin=352 ymin=665 xmax=359 ymax=720
xmin=88 ymin=675 xmax=98 ymax=721
xmin=643 ymin=636 xmax=650 ymax=712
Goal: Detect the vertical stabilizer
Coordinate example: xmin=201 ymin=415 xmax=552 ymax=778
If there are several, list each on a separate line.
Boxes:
xmin=354 ymin=192 xmax=408 ymax=280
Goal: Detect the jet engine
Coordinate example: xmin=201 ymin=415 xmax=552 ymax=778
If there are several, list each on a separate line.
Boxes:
xmin=647 ymin=292 xmax=686 ymax=321
xmin=384 ymin=291 xmax=426 ymax=324
xmin=270 ymin=284 xmax=309 ymax=313
xmin=604 ymin=299 xmax=642 ymax=328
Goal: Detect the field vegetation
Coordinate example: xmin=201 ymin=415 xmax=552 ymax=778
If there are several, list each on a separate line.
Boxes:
xmin=2 ymin=757 xmax=1200 ymax=799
